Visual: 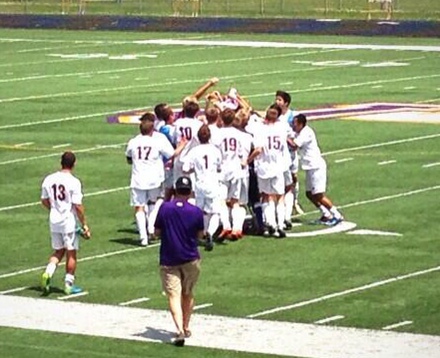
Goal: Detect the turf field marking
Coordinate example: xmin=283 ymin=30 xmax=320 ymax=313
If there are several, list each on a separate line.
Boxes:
xmin=52 ymin=143 xmax=71 ymax=148
xmin=0 ymin=286 xmax=30 ymax=294
xmin=57 ymin=291 xmax=89 ymax=300
xmin=14 ymin=142 xmax=34 ymax=147
xmin=378 ymin=160 xmax=397 ymax=165
xmin=1 ymin=295 xmax=439 ymax=358
xmin=0 ymin=49 xmax=338 ymax=84
xmin=382 ymin=321 xmax=413 ymax=330
xmin=194 ymin=303 xmax=213 ymax=310
xmin=0 ymin=143 xmax=125 ymax=166
xmin=423 ymin=162 xmax=440 ymax=168
xmin=247 ymin=265 xmax=440 ymax=318
xmin=334 ymin=157 xmax=353 ymax=163
xmin=0 ymin=186 xmax=436 ymax=280
xmin=0 ymin=243 xmax=159 ymax=279
xmin=119 ymin=297 xmax=150 ymax=306
xmin=323 ymin=133 xmax=440 ymax=156
xmin=140 ymin=39 xmax=440 ymax=52
xmin=314 ymin=315 xmax=345 ymax=324
xmin=0 ymin=185 xmax=130 ymax=212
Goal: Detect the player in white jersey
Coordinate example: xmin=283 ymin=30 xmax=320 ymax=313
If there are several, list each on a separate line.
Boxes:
xmin=182 ymin=124 xmax=222 ymax=248
xmin=205 ymin=107 xmax=222 ymax=145
xmin=126 ymin=112 xmax=178 ymax=246
xmin=40 ymin=151 xmax=91 ymax=295
xmin=214 ymin=108 xmax=247 ymax=240
xmin=173 ymin=101 xmax=204 ymax=185
xmin=275 ymin=90 xmax=304 ymax=228
xmin=290 ymin=114 xmax=344 ymax=226
xmin=247 ymin=104 xmax=287 ymax=238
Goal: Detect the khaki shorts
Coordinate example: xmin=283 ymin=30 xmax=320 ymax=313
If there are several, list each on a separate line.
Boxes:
xmin=160 ymin=259 xmax=201 ymax=296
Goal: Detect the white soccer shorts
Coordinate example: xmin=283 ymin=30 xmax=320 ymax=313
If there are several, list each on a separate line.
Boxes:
xmin=51 ymin=231 xmax=78 ymax=251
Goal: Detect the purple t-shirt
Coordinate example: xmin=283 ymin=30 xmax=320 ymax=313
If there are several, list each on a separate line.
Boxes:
xmin=155 ymin=198 xmax=204 ymax=266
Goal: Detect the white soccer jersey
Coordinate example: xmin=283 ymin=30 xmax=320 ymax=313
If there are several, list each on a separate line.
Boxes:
xmin=208 ymin=123 xmax=221 ymax=146
xmin=173 ymin=117 xmax=203 ymax=156
xmin=215 ymin=126 xmax=245 ymax=181
xmin=253 ymin=121 xmax=288 ymax=179
xmin=182 ymin=143 xmax=222 ymax=197
xmin=293 ymin=125 xmax=326 ymax=170
xmin=125 ymin=132 xmax=174 ymax=190
xmin=238 ymin=129 xmax=253 ymax=177
xmin=41 ymin=171 xmax=83 ymax=234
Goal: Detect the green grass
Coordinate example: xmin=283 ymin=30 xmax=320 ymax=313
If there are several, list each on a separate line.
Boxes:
xmin=0 ymin=29 xmax=439 ymax=357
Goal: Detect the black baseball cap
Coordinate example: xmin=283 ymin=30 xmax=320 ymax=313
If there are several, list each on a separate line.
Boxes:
xmin=175 ymin=176 xmax=192 ymax=193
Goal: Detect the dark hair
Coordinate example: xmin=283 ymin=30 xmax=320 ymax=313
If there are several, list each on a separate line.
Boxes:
xmin=205 ymin=107 xmax=220 ymax=125
xmin=275 ymin=90 xmax=291 ymax=106
xmin=140 ymin=119 xmax=154 ymax=135
xmin=183 ymin=101 xmax=200 ymax=118
xmin=294 ymin=113 xmax=307 ymax=126
xmin=61 ymin=151 xmax=76 ymax=169
xmin=139 ymin=112 xmax=155 ymax=122
xmin=221 ymin=108 xmax=236 ymax=126
xmin=266 ymin=103 xmax=282 ymax=121
xmin=154 ymin=103 xmax=168 ymax=121
xmin=197 ymin=124 xmax=211 ymax=144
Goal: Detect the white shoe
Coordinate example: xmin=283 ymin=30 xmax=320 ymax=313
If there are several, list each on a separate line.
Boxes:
xmin=140 ymin=238 xmax=149 ymax=246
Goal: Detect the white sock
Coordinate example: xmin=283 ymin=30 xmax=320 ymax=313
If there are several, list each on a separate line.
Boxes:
xmin=319 ymin=205 xmax=332 ymax=218
xmin=65 ymin=273 xmax=75 ymax=286
xmin=329 ymin=206 xmax=343 ymax=219
xmin=148 ymin=199 xmax=163 ymax=235
xmin=45 ymin=262 xmax=57 ymax=277
xmin=231 ymin=206 xmax=246 ymax=232
xmin=293 ymin=181 xmax=300 ymax=203
xmin=276 ymin=199 xmax=286 ymax=230
xmin=284 ymin=191 xmax=294 ymax=221
xmin=219 ymin=203 xmax=231 ymax=230
xmin=135 ymin=211 xmax=148 ymax=240
xmin=208 ymin=213 xmax=220 ymax=236
xmin=263 ymin=201 xmax=276 ymax=228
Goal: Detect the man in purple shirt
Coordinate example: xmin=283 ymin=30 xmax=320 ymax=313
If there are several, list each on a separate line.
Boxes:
xmin=154 ymin=176 xmax=204 ymax=347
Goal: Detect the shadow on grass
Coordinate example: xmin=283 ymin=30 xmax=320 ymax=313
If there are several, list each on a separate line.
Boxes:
xmin=109 ymin=237 xmax=142 ymax=246
xmin=134 ymin=326 xmax=175 ymax=342
xmin=27 ymin=285 xmax=65 ymax=297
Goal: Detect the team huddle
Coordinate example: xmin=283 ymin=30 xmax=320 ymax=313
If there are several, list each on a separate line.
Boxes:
xmin=125 ymin=79 xmax=344 ymax=246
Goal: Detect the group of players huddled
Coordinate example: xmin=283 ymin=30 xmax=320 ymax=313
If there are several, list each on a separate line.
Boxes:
xmin=125 ymin=78 xmax=344 ymax=247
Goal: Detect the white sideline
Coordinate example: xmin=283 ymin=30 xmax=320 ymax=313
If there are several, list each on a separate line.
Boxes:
xmin=247 ymin=265 xmax=440 ymax=318
xmin=0 ymin=295 xmax=439 ymax=358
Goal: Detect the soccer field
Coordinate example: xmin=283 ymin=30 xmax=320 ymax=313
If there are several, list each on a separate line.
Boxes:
xmin=0 ymin=29 xmax=439 ymax=357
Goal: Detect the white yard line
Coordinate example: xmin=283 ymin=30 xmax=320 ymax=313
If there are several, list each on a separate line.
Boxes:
xmin=194 ymin=303 xmax=213 ymax=310
xmin=52 ymin=143 xmax=71 ymax=148
xmin=57 ymin=291 xmax=89 ymax=300
xmin=423 ymin=162 xmax=440 ymax=168
xmin=247 ymin=265 xmax=440 ymax=318
xmin=0 ymin=49 xmax=336 ymax=85
xmin=335 ymin=158 xmax=354 ymax=163
xmin=0 ymin=143 xmax=125 ymax=165
xmin=139 ymin=39 xmax=440 ymax=52
xmin=382 ymin=321 xmax=413 ymax=330
xmin=119 ymin=297 xmax=150 ymax=306
xmin=378 ymin=160 xmax=397 ymax=165
xmin=1 ymin=295 xmax=439 ymax=358
xmin=314 ymin=315 xmax=345 ymax=324
xmin=0 ymin=286 xmax=30 ymax=295
xmin=0 ymin=243 xmax=158 ymax=280
xmin=323 ymin=133 xmax=440 ymax=156
xmin=14 ymin=142 xmax=34 ymax=147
